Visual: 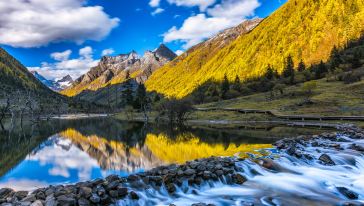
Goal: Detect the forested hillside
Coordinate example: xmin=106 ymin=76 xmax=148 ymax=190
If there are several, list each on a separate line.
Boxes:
xmin=146 ymin=0 xmax=364 ymax=98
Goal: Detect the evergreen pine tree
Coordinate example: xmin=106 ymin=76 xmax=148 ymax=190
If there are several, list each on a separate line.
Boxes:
xmin=297 ymin=60 xmax=306 ymax=72
xmin=232 ymin=75 xmax=241 ymax=91
xmin=352 ymin=50 xmax=362 ymax=68
xmin=283 ymin=55 xmax=295 ymax=84
xmin=329 ymin=46 xmax=342 ymax=71
xmin=314 ymin=61 xmax=328 ymax=79
xmin=265 ymin=64 xmax=274 ymax=80
xmin=154 ymin=94 xmax=161 ymax=102
xmin=133 ymin=83 xmax=147 ymax=109
xmin=122 ymin=71 xmax=133 ymax=106
xmin=273 ymin=67 xmax=280 ymax=79
xmin=220 ymin=74 xmax=230 ymax=99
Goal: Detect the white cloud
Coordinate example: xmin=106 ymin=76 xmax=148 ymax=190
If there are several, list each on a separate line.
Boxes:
xmin=79 ymin=46 xmax=93 ymax=58
xmin=207 ymin=0 xmax=260 ymax=18
xmin=149 ymin=0 xmax=161 ymax=7
xmin=50 ymin=50 xmax=72 ymax=61
xmin=163 ymin=0 xmax=260 ymax=49
xmin=175 ymin=50 xmax=184 ymax=55
xmin=102 ymin=48 xmax=115 ymax=56
xmin=29 ymin=46 xmax=99 ymax=80
xmin=152 ymin=8 xmax=165 ymax=16
xmin=167 ymin=0 xmax=216 ymax=11
xmin=0 ymin=0 xmax=120 ymax=48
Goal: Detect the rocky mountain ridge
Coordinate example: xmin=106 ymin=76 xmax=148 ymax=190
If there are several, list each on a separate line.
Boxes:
xmin=62 ymin=44 xmax=176 ymax=97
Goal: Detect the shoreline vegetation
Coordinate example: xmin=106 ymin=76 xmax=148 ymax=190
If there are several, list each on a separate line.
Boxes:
xmin=0 ymin=125 xmax=363 ymax=206
xmin=30 ymin=107 xmax=364 ymax=130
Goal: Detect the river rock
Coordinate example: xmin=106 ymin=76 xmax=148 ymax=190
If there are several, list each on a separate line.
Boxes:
xmin=54 ymin=189 xmax=66 ymax=197
xmin=0 ymin=188 xmax=13 ymax=199
xmin=105 ymin=174 xmax=119 ymax=183
xmin=91 ymin=178 xmax=104 ymax=186
xmin=18 ymin=201 xmax=32 ymax=206
xmin=232 ymin=174 xmax=247 ymax=185
xmin=349 ymin=144 xmax=364 ymax=152
xmin=117 ymin=187 xmax=128 ymax=197
xmin=44 ymin=188 xmax=54 ymax=197
xmin=30 ymin=200 xmax=43 ymax=206
xmin=108 ymin=190 xmax=118 ymax=198
xmin=150 ymin=176 xmax=163 ymax=186
xmin=214 ymin=164 xmax=223 ymax=170
xmin=191 ymin=203 xmax=216 ymax=206
xmin=89 ymin=194 xmax=100 ymax=203
xmin=197 ymin=165 xmax=206 ymax=171
xmin=100 ymin=195 xmax=112 ymax=205
xmin=57 ymin=195 xmax=76 ymax=205
xmin=319 ymin=154 xmax=335 ymax=165
xmin=127 ymin=175 xmax=140 ymax=182
xmin=77 ymin=198 xmax=90 ymax=206
xmin=96 ymin=186 xmax=106 ymax=196
xmin=79 ymin=187 xmax=92 ymax=198
xmin=45 ymin=196 xmax=56 ymax=206
xmin=14 ymin=191 xmax=28 ymax=200
xmin=286 ymin=146 xmax=302 ymax=158
xmin=106 ymin=180 xmax=119 ymax=190
xmin=184 ymin=169 xmax=196 ymax=176
xmin=22 ymin=194 xmax=36 ymax=202
xmin=130 ymin=191 xmax=139 ymax=200
xmin=203 ymin=171 xmax=211 ymax=179
xmin=166 ymin=183 xmax=176 ymax=193
xmin=215 ymin=170 xmax=224 ymax=176
xmin=35 ymin=192 xmax=46 ymax=200
xmin=337 ymin=187 xmax=359 ymax=200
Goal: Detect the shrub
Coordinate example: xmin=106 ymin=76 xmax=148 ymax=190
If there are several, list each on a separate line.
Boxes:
xmin=301 ymin=81 xmax=317 ymax=101
xmin=342 ymin=72 xmax=362 ymax=84
xmin=225 ymin=89 xmax=241 ymax=99
xmin=156 ymin=99 xmax=193 ymax=124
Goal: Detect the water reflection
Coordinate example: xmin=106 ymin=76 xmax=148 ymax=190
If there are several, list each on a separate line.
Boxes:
xmin=0 ymin=118 xmax=333 ymax=190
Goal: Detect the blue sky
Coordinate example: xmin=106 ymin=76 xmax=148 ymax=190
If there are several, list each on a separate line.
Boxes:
xmin=1 ymin=0 xmax=286 ymax=80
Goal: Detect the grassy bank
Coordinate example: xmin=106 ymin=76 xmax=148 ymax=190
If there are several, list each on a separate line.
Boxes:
xmin=115 ymin=78 xmax=364 ymax=128
xmin=199 ymin=79 xmax=364 ymax=116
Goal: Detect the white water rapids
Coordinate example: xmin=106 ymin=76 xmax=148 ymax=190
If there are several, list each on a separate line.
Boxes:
xmin=117 ymin=133 xmax=364 ymax=206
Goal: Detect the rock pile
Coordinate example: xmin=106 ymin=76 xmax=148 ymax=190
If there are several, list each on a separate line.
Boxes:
xmin=0 ymin=157 xmax=246 ymax=206
xmin=273 ymin=125 xmax=364 ymax=165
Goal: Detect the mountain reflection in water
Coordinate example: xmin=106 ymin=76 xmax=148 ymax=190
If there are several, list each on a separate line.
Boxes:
xmin=0 ymin=118 xmax=333 ymax=191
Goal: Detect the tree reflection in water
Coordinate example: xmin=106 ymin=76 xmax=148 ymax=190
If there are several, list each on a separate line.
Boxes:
xmin=0 ymin=118 xmax=333 ymax=190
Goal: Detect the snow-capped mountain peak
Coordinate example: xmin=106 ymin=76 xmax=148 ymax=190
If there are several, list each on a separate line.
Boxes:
xmin=30 ymin=71 xmax=73 ymax=92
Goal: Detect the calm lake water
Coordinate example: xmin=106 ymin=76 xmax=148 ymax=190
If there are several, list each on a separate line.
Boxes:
xmin=0 ymin=118 xmax=333 ymax=191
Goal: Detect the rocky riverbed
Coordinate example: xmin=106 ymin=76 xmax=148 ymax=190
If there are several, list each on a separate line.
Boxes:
xmin=1 ymin=125 xmax=364 ymax=206
xmin=0 ymin=157 xmax=244 ymax=206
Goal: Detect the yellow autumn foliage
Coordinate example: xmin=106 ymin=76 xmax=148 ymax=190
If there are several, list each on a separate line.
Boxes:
xmin=145 ymin=0 xmax=364 ymax=98
xmin=61 ymin=69 xmax=140 ymax=97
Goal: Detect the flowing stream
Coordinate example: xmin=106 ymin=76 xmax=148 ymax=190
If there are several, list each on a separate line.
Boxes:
xmin=117 ymin=133 xmax=364 ymax=206
xmin=0 ymin=118 xmax=359 ymax=205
